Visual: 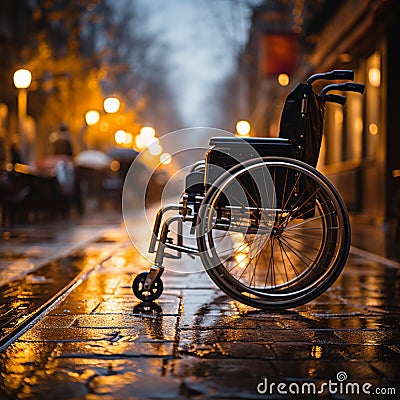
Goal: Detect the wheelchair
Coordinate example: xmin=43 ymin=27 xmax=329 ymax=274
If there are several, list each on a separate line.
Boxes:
xmin=132 ymin=70 xmax=365 ymax=310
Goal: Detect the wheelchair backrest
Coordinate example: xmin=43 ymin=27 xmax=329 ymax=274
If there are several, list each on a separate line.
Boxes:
xmin=278 ymin=83 xmax=325 ymax=167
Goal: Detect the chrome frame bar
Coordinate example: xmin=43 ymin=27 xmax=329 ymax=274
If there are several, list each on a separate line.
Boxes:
xmin=149 ymin=204 xmax=182 ymax=253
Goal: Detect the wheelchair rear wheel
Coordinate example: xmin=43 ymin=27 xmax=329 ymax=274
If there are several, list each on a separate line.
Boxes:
xmin=196 ymin=157 xmax=350 ymax=310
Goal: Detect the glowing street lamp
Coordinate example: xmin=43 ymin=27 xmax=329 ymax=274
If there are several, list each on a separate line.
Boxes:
xmin=13 ymin=69 xmax=32 ymax=89
xmin=236 ymin=120 xmax=251 ymax=136
xmin=85 ymin=110 xmax=100 ymax=126
xmin=103 ymin=97 xmax=120 ymax=114
xmin=135 ymin=134 xmax=145 ymax=150
xmin=368 ymin=67 xmax=381 ymax=88
xmin=124 ymin=132 xmax=133 ymax=146
xmin=114 ymin=129 xmax=133 ymax=146
xmin=134 ymin=126 xmax=161 ymax=154
xmin=84 ymin=110 xmax=100 ymax=149
xmin=160 ymin=152 xmax=172 ymax=165
xmin=140 ymin=126 xmax=155 ymax=140
xmin=114 ymin=129 xmax=127 ymax=145
xmin=13 ymin=69 xmax=32 ymax=163
xmin=148 ymin=140 xmax=162 ymax=156
xmin=277 ymin=73 xmax=290 ymax=87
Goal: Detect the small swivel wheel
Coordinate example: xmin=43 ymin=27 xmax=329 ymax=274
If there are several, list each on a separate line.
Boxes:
xmin=132 ymin=272 xmax=163 ymax=302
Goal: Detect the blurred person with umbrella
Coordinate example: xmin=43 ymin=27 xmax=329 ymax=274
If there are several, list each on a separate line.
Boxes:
xmin=75 ymin=149 xmax=111 ymax=170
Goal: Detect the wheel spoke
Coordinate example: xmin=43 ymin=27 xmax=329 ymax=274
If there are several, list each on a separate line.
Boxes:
xmin=279 ymin=236 xmax=315 ymax=266
xmin=279 ymin=233 xmax=323 ymax=253
xmin=284 ymin=212 xmax=336 ymax=231
xmin=285 ymin=230 xmax=338 ymax=245
xmin=280 ymin=168 xmax=302 ymax=211
xmin=278 ymin=238 xmax=301 ymax=278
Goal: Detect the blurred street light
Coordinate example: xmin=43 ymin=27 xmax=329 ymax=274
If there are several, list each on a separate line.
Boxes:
xmin=140 ymin=126 xmax=155 ymax=140
xmin=160 ymin=152 xmax=172 ymax=165
xmin=368 ymin=67 xmax=381 ymax=87
xmin=85 ymin=110 xmax=100 ymax=125
xmin=115 ymin=129 xmax=127 ymax=144
xmin=135 ymin=134 xmax=145 ymax=150
xmin=369 ymin=123 xmax=378 ymax=135
xmin=13 ymin=69 xmax=32 ymax=89
xmin=114 ymin=129 xmax=133 ymax=146
xmin=148 ymin=139 xmax=162 ymax=156
xmin=124 ymin=132 xmax=133 ymax=145
xmin=13 ymin=69 xmax=32 ymax=163
xmin=277 ymin=73 xmax=290 ymax=87
xmin=103 ymin=97 xmax=120 ymax=114
xmin=135 ymin=126 xmax=159 ymax=154
xmin=143 ymin=136 xmax=156 ymax=147
xmin=84 ymin=110 xmax=100 ymax=149
xmin=236 ymin=120 xmax=251 ymax=136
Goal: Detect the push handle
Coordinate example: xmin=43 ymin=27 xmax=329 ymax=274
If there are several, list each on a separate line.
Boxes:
xmin=325 ymin=70 xmax=354 ymax=81
xmin=340 ymin=82 xmax=365 ymax=94
xmin=321 ymin=82 xmax=365 ymax=95
xmin=322 ymin=93 xmax=347 ymax=106
xmin=306 ymin=69 xmax=354 ymax=84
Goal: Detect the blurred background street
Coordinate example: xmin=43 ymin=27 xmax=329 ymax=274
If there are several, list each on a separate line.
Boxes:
xmin=1 ymin=0 xmax=400 ymax=398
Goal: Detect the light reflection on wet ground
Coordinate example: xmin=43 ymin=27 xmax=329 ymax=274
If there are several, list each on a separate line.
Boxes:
xmin=0 ymin=220 xmax=123 ymax=287
xmin=0 ymin=224 xmax=400 ymax=398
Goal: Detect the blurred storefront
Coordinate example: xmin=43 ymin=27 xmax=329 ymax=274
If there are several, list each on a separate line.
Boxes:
xmin=238 ymin=0 xmax=400 ymax=228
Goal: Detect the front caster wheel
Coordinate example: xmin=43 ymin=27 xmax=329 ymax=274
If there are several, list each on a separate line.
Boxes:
xmin=132 ymin=272 xmax=163 ymax=302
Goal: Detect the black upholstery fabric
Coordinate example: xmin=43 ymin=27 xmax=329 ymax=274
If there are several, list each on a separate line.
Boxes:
xmin=279 ymin=83 xmax=325 ymax=167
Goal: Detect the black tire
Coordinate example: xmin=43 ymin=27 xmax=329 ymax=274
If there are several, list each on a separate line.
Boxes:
xmin=196 ymin=157 xmax=350 ymax=310
xmin=132 ymin=272 xmax=163 ymax=302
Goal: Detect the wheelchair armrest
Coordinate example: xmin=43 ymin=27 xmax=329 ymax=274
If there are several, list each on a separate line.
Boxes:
xmin=185 ymin=171 xmax=205 ymax=195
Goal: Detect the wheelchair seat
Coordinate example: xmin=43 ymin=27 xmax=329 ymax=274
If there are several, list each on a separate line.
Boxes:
xmin=209 ymin=136 xmax=291 ymax=146
xmin=206 ymin=136 xmax=299 ymax=186
xmin=209 ymin=136 xmax=296 ymax=157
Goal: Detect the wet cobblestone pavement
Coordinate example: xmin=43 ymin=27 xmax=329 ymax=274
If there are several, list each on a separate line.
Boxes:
xmin=1 ymin=215 xmax=400 ymax=399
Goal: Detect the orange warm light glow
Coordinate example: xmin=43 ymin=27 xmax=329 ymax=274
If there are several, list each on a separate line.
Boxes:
xmin=13 ymin=69 xmax=32 ymax=89
xmin=85 ymin=110 xmax=100 ymax=125
xmin=368 ymin=67 xmax=381 ymax=88
xmin=104 ymin=97 xmax=120 ymax=113
xmin=236 ymin=120 xmax=251 ymax=136
xmin=140 ymin=126 xmax=155 ymax=139
xmin=369 ymin=123 xmax=378 ymax=135
xmin=277 ymin=73 xmax=290 ymax=87
xmin=114 ymin=129 xmax=133 ymax=145
xmin=160 ymin=152 xmax=172 ymax=165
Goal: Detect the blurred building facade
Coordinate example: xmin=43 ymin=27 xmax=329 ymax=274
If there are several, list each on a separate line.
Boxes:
xmin=237 ymin=0 xmax=400 ymax=227
xmin=0 ymin=0 xmax=181 ymax=165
